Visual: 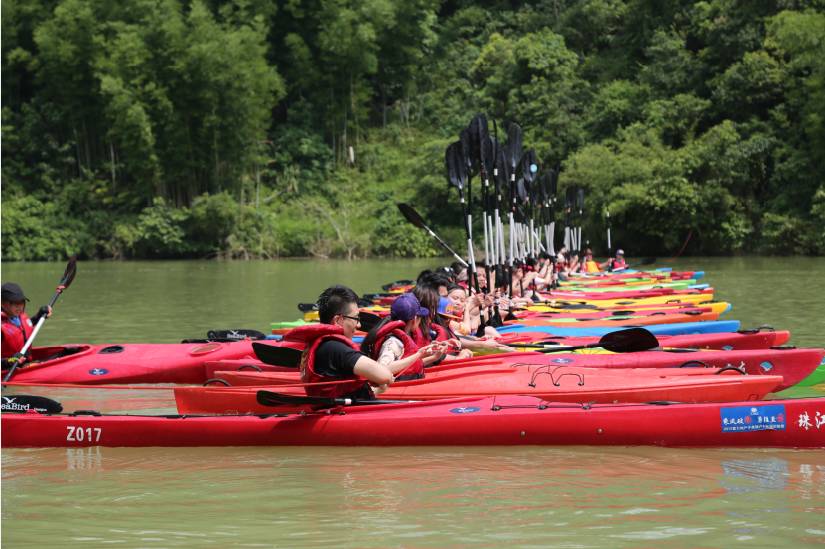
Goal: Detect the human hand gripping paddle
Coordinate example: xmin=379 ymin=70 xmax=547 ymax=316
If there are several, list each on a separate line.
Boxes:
xmin=4 ymin=257 xmax=77 ymax=382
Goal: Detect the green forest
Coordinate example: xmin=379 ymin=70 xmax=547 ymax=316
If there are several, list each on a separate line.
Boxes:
xmin=2 ymin=0 xmax=824 ymax=260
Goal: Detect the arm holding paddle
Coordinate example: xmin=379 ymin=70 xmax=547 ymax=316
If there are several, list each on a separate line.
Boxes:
xmin=2 ymin=258 xmax=77 ymax=381
xmin=356 ymin=343 xmax=442 ymax=393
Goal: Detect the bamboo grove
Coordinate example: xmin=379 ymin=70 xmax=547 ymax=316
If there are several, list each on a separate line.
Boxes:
xmin=2 ymin=0 xmax=824 ymax=260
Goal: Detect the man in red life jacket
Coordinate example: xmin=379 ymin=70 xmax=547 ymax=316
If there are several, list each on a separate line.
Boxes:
xmin=298 ymin=285 xmax=438 ymax=400
xmin=2 ymin=282 xmax=51 ymax=364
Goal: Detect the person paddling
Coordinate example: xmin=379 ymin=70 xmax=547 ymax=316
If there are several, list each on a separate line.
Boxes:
xmin=294 ymin=285 xmax=439 ymax=400
xmin=361 ymin=293 xmax=447 ymax=379
xmin=1 ymin=282 xmax=51 ymax=364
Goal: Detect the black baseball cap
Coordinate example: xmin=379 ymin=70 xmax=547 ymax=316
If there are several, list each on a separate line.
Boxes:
xmin=1 ymin=282 xmax=29 ymax=303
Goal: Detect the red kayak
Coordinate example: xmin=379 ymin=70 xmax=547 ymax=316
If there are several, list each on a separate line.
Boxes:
xmin=496 ymin=329 xmax=791 ymax=350
xmin=174 ymin=370 xmax=783 ymax=414
xmin=3 ymin=342 xmax=257 ymax=385
xmin=205 ymin=346 xmax=823 ymax=392
xmin=5 ymin=395 xmax=822 ymax=448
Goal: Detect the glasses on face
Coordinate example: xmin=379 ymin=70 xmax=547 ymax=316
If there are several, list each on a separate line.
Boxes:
xmin=339 ymin=314 xmax=361 ymax=324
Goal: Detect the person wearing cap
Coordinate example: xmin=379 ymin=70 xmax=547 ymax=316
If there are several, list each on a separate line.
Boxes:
xmin=1 ymin=282 xmax=52 ymax=362
xmin=295 ymin=286 xmax=440 ymax=400
xmin=601 ymin=249 xmax=627 ymax=272
xmin=361 ymin=293 xmax=446 ymax=380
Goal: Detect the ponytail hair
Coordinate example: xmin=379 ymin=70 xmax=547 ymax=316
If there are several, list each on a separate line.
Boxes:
xmin=360 ymin=316 xmax=393 ymax=357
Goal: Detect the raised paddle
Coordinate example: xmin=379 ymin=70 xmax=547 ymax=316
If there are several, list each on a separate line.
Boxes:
xmin=505 ymin=327 xmax=660 ymax=354
xmin=256 ymin=390 xmax=411 ymax=409
xmin=252 ymin=342 xmax=302 ymax=367
xmin=397 ymin=203 xmax=468 ymax=267
xmin=4 ymin=257 xmax=77 ymax=382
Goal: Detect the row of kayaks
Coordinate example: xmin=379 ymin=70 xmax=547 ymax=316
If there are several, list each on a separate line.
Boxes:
xmin=3 ymin=267 xmax=824 ymax=448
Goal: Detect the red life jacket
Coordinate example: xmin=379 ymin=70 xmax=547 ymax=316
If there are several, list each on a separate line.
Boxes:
xmin=1 ymin=311 xmax=33 ymax=359
xmin=412 ymin=324 xmax=431 ymax=347
xmin=431 ymin=323 xmax=450 ymax=342
xmin=370 ymin=320 xmax=423 ymax=381
xmin=611 ymin=258 xmax=627 ymax=270
xmin=288 ymin=324 xmax=369 ymax=399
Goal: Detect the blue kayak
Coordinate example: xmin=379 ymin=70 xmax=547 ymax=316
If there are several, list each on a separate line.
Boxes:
xmin=497 ymin=320 xmax=741 ymax=337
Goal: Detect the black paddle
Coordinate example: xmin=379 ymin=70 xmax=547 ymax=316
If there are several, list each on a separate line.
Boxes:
xmin=256 ymin=390 xmax=410 ymax=409
xmin=397 ymin=203 xmax=469 ymax=267
xmin=1 ymin=394 xmax=63 ymax=414
xmin=252 ymin=342 xmax=302 ymax=367
xmin=358 ymin=311 xmax=383 ymax=331
xmin=4 ymin=257 xmax=78 ymax=382
xmin=505 ymin=327 xmax=660 ymax=354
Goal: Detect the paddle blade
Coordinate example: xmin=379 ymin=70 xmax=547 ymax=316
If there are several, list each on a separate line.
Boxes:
xmin=506 ymin=123 xmax=523 ymax=170
xmin=520 ymin=149 xmax=539 ymax=184
xmin=495 ymin=147 xmax=509 ymax=190
xmin=60 ymin=256 xmax=78 ymax=289
xmin=598 ymin=328 xmax=659 ymax=353
xmin=446 ymin=142 xmax=466 ymax=191
xmin=252 ymin=342 xmax=302 ymax=367
xmin=358 ymin=311 xmax=383 ymax=331
xmin=398 ymin=203 xmax=425 ymax=229
xmin=460 ymin=127 xmax=477 ymax=176
xmin=2 ymin=395 xmax=63 ymax=414
xmin=256 ymin=390 xmax=335 ymax=408
xmin=470 ymin=113 xmax=490 ymax=173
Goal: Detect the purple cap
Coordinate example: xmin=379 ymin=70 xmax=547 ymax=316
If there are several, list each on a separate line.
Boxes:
xmin=390 ymin=293 xmax=429 ymax=322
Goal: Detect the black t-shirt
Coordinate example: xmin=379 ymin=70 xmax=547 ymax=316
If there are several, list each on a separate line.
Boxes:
xmin=313 ymin=340 xmax=374 ymax=400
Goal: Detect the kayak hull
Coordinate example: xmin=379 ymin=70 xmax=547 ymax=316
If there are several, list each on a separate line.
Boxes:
xmin=209 ymin=347 xmax=823 ymax=392
xmin=498 ymin=320 xmax=742 ymax=336
xmin=4 ymin=396 xmax=823 ymax=448
xmin=5 ymin=342 xmax=257 ymax=385
xmin=497 ymin=329 xmax=791 ymax=350
xmin=174 ymin=372 xmax=783 ymax=414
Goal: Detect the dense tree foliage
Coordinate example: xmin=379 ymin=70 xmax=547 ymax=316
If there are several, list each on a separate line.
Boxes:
xmin=3 ymin=0 xmax=824 ymax=260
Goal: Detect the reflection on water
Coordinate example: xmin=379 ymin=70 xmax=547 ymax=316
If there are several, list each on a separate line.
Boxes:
xmin=2 ymin=257 xmax=825 ymax=546
xmin=3 ymin=446 xmax=825 ymax=547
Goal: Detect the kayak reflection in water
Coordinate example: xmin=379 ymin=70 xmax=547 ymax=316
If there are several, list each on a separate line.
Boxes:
xmin=299 ymin=286 xmax=440 ymax=400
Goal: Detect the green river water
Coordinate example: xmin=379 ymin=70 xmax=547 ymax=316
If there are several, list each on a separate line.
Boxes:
xmin=2 ymin=257 xmax=824 ymax=547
